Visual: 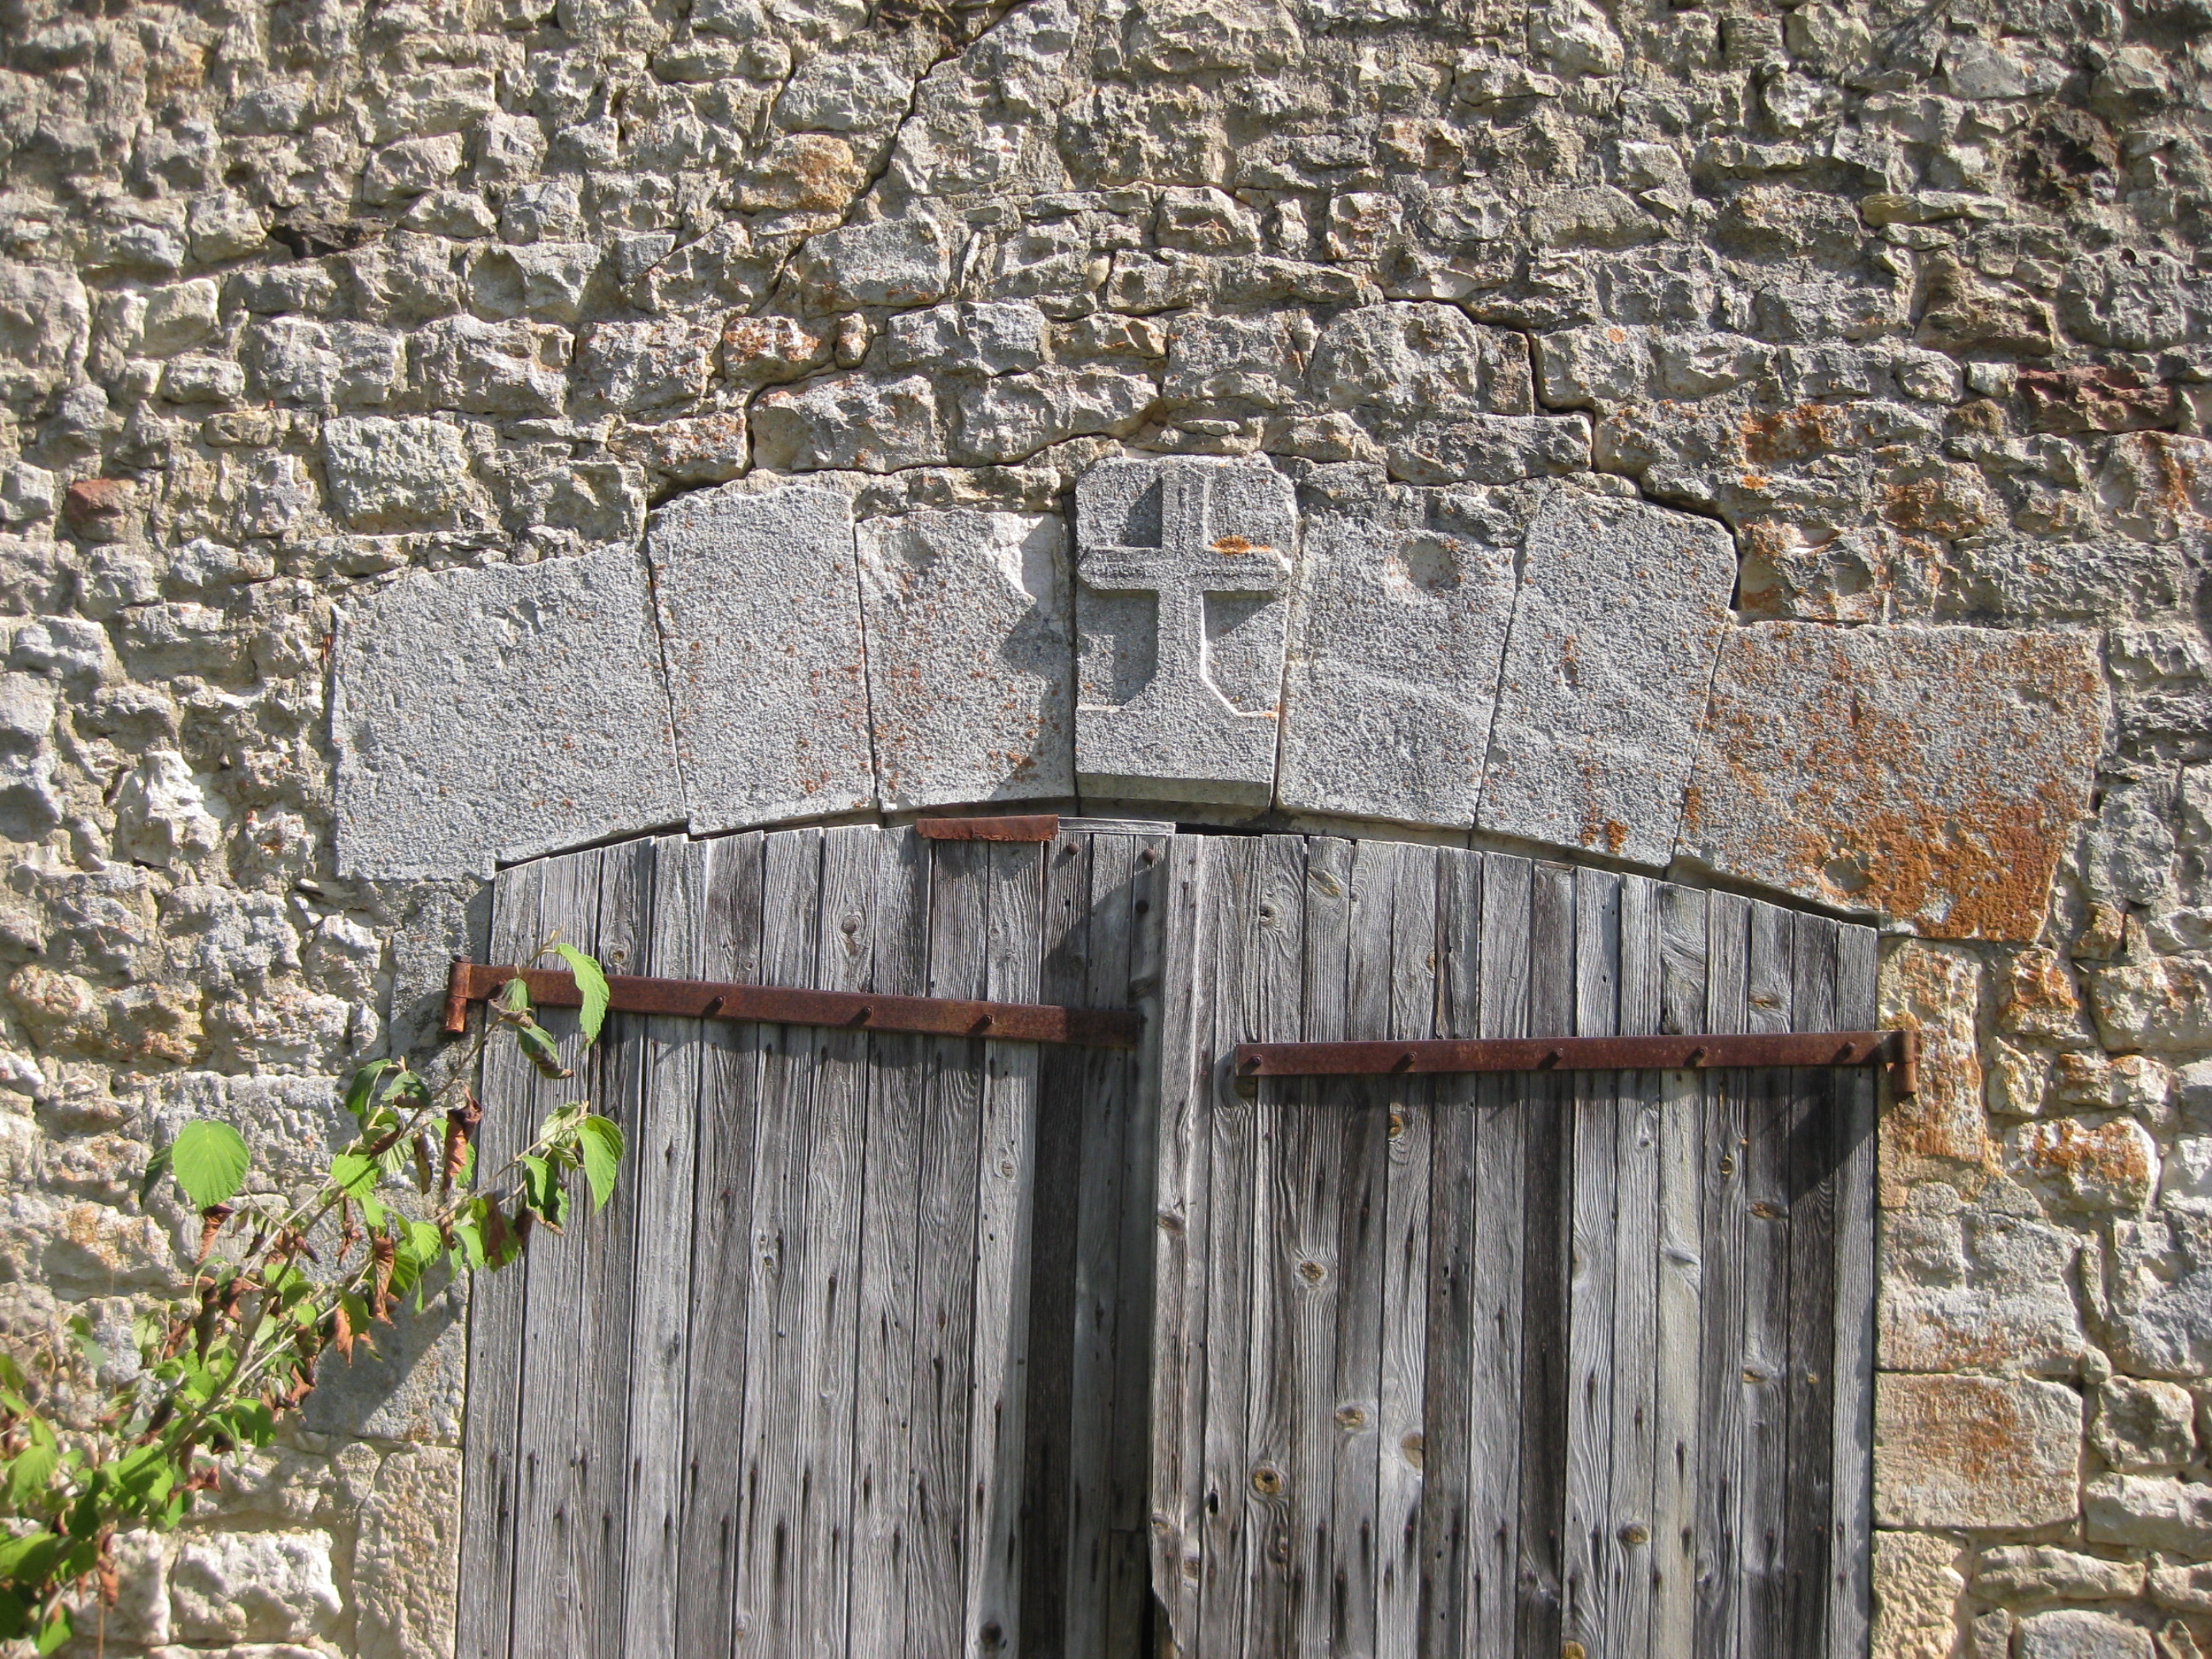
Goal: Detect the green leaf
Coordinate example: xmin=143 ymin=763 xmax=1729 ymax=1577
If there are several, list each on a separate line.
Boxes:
xmin=33 ymin=1609 xmax=69 ymax=1654
xmin=577 ymin=1115 xmax=624 ymax=1213
xmin=329 ymin=1152 xmax=379 ymax=1200
xmin=341 ymin=1059 xmax=393 ymax=1125
xmin=170 ymin=1121 xmax=250 ymax=1210
xmin=137 ymin=1142 xmax=172 ymax=1208
xmin=8 ymin=1419 xmax=56 ymax=1510
xmin=498 ymin=975 xmax=531 ymax=1017
xmin=551 ymin=945 xmax=610 ymax=1045
xmin=515 ymin=1022 xmax=571 ymax=1080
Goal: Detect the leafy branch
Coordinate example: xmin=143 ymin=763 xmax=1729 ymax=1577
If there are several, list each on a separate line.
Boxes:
xmin=0 ymin=942 xmax=622 ymax=1653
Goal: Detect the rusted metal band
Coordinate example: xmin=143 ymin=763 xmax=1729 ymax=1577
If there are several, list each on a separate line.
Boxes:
xmin=915 ymin=814 xmax=1061 ymax=842
xmin=1232 ymin=1029 xmax=1918 ymax=1095
xmin=441 ymin=958 xmax=1143 ymax=1049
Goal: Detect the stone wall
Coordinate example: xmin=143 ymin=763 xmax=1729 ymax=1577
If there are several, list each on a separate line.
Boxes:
xmin=0 ymin=0 xmax=2200 ymax=1650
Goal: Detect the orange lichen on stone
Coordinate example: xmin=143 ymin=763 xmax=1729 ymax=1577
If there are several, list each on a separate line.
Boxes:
xmin=1878 ymin=942 xmax=1996 ymax=1201
xmin=1678 ymin=623 xmax=2105 ymax=942
xmin=1999 ymin=947 xmax=2089 ymax=1041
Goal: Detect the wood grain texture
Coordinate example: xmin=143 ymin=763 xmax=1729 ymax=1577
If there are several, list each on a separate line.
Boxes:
xmin=1786 ymin=916 xmax=1842 ymax=1659
xmin=907 ymin=836 xmax=987 ymax=1659
xmin=735 ymin=828 xmax=825 ymax=1658
xmin=1831 ymin=923 xmax=1882 ymax=1659
xmin=1469 ymin=853 xmax=1530 ymax=1659
xmin=455 ymin=855 xmax=546 ymax=1659
xmin=965 ymin=840 xmax=1046 ymax=1656
xmin=622 ymin=837 xmax=705 ymax=1659
xmin=1147 ymin=835 xmax=1210 ymax=1655
xmin=677 ymin=831 xmax=765 ymax=1658
xmin=1608 ymin=876 xmax=1662 ymax=1659
xmin=1375 ymin=846 xmax=1437 ymax=1659
xmin=508 ymin=847 xmax=614 ymax=1659
xmin=1418 ymin=849 xmax=1481 ymax=1659
xmin=850 ymin=827 xmax=929 ymax=1659
xmin=1694 ymin=893 xmax=1751 ymax=1659
xmin=1738 ymin=904 xmax=1796 ymax=1659
xmin=1651 ymin=882 xmax=1708 ymax=1659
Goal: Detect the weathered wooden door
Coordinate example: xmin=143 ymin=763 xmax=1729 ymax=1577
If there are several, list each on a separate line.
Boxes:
xmin=455 ymin=821 xmax=1165 ymax=1659
xmin=1146 ymin=835 xmax=1879 ymax=1659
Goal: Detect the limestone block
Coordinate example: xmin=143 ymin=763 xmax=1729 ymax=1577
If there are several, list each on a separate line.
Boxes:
xmin=1973 ymin=1545 xmax=2146 ymax=1604
xmin=321 ymin=416 xmax=474 ymax=532
xmin=169 ymin=1530 xmax=341 ymax=1644
xmin=113 ymin=750 xmax=223 ymax=867
xmin=793 ymin=215 xmax=953 ymax=308
xmin=953 ymin=366 xmax=1157 ymax=463
xmin=1879 ymin=1202 xmax=2087 ymax=1374
xmin=2017 ymin=1611 xmax=2156 ymax=1659
xmin=751 ymin=372 xmax=951 ymax=472
xmin=0 ymin=672 xmax=60 ymax=840
xmin=331 ymin=546 xmax=685 ymax=880
xmin=2093 ymin=1377 xmax=2196 ymax=1473
xmin=2090 ymin=958 xmax=2212 ymax=1052
xmin=1874 ymin=1531 xmax=1965 ymax=1659
xmin=2016 ymin=1117 xmax=2159 ymax=1213
xmin=304 ymin=1281 xmax=467 ymax=1443
xmin=886 ymin=301 xmax=1049 ymax=375
xmin=1679 ymin=625 xmax=2105 ymax=941
xmin=648 ymin=478 xmax=874 ymax=831
xmin=1383 ymin=414 xmax=1592 ymax=485
xmin=1873 ymin=1374 xmax=2081 ymax=1529
xmin=2108 ymin=1217 xmax=2212 ymax=1378
xmin=858 ymin=509 xmax=1074 ymax=812
xmin=1477 ymin=490 xmax=1733 ymax=864
xmin=1307 ymin=303 xmax=1534 ymax=424
xmin=355 ymin=1446 xmax=462 ymax=1659
xmin=1074 ymin=455 xmax=1296 ymax=808
xmin=2087 ymin=1475 xmax=2212 ymax=1552
xmin=2149 ymin=1563 xmax=2212 ymax=1613
xmin=406 ymin=315 xmax=570 ymax=416
xmin=0 ymin=261 xmax=88 ymax=399
xmin=1277 ymin=509 xmax=1516 ymax=827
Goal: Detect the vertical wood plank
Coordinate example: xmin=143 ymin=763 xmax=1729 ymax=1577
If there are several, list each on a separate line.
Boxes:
xmin=1242 ymin=832 xmax=1309 ymax=1658
xmin=1693 ymin=893 xmax=1750 ymax=1659
xmin=851 ymin=828 xmax=929 ymax=1659
xmin=1060 ymin=832 xmax=1154 ymax=1659
xmin=1022 ymin=834 xmax=1094 ymax=1656
xmin=582 ymin=840 xmax=654 ymax=1656
xmin=1328 ymin=840 xmax=1399 ymax=1659
xmin=623 ymin=837 xmax=706 ymax=1659
xmin=1107 ymin=835 xmax=1172 ymax=1659
xmin=1289 ymin=835 xmax=1355 ymax=1657
xmin=507 ymin=847 xmax=614 ymax=1659
xmin=1563 ymin=867 xmax=1621 ymax=1659
xmin=1517 ymin=863 xmax=1576 ymax=1659
xmin=457 ymin=856 xmax=546 ymax=1659
xmin=1830 ymin=925 xmax=1880 ymax=1659
xmin=1199 ymin=836 xmax=1261 ymax=1659
xmin=677 ymin=832 xmax=765 ymax=1659
xmin=1469 ymin=853 xmax=1530 ymax=1659
xmin=1608 ymin=876 xmax=1662 ymax=1659
xmin=907 ymin=837 xmax=987 ymax=1659
xmin=1785 ymin=916 xmax=1842 ymax=1659
xmin=1376 ymin=845 xmax=1438 ymax=1659
xmin=966 ymin=840 xmax=1047 ymax=1656
xmin=1651 ymin=882 xmax=1708 ymax=1659
xmin=796 ymin=826 xmax=877 ymax=1658
xmin=1148 ymin=835 xmax=1210 ymax=1656
xmin=1419 ymin=849 xmax=1482 ymax=1659
xmin=736 ymin=828 xmax=825 ymax=1657
xmin=1738 ymin=904 xmax=1796 ymax=1659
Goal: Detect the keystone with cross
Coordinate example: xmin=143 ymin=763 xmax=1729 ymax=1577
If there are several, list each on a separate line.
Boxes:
xmin=1073 ymin=456 xmax=1299 ymax=807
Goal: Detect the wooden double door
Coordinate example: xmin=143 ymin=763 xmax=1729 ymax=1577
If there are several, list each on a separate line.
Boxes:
xmin=455 ymin=824 xmax=1876 ymax=1659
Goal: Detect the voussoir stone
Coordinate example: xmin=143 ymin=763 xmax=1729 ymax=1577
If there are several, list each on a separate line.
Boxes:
xmin=1679 ymin=623 xmax=2104 ymax=941
xmin=1074 ymin=455 xmax=1297 ymax=809
xmin=858 ymin=509 xmax=1074 ymax=812
xmin=648 ymin=476 xmax=875 ymax=831
xmin=1873 ymin=1373 xmax=2081 ymax=1529
xmin=331 ymin=547 xmax=685 ymax=880
xmin=1477 ymin=488 xmax=1735 ymax=864
xmin=1277 ymin=495 xmax=1516 ymax=826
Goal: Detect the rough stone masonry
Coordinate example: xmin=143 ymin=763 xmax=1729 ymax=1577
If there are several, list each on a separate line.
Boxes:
xmin=0 ymin=0 xmax=2203 ymax=1647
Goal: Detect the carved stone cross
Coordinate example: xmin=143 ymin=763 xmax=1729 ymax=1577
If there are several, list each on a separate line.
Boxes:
xmin=1074 ymin=456 xmax=1298 ymax=807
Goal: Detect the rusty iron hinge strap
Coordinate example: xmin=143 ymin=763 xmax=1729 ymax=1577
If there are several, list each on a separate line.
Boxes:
xmin=442 ymin=959 xmax=1143 ymax=1049
xmin=915 ymin=813 xmax=1061 ymax=842
xmin=1232 ymin=1030 xmax=1919 ymax=1097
